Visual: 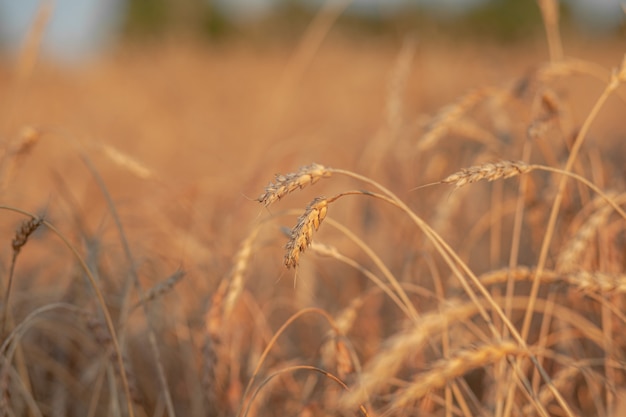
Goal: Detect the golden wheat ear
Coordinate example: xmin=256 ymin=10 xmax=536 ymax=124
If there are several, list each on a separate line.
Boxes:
xmin=257 ymin=163 xmax=332 ymax=207
xmin=441 ymin=160 xmax=532 ymax=188
xmin=284 ymin=196 xmax=329 ymax=268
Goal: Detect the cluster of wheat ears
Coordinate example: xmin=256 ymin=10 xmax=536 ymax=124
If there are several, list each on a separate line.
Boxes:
xmin=2 ymin=1 xmax=626 ymax=417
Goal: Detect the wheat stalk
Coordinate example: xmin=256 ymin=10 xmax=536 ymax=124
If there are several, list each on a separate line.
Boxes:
xmin=85 ymin=315 xmax=143 ymax=405
xmin=522 ymin=366 xmax=581 ymax=416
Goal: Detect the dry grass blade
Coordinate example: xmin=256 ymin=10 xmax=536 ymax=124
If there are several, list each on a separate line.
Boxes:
xmin=392 ymin=341 xmax=524 ymax=409
xmin=257 ymin=163 xmax=332 ymax=207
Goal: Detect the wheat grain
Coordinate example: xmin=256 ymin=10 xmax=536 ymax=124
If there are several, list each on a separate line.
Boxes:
xmin=478 ymin=266 xmax=626 ymax=294
xmin=479 ymin=266 xmax=551 ymax=286
xmin=131 ymin=270 xmax=185 ymax=311
xmin=567 ymin=271 xmax=626 ymax=293
xmin=392 ymin=341 xmax=523 ymax=408
xmin=224 ymin=225 xmax=261 ymax=318
xmin=203 ymin=333 xmax=227 ymax=417
xmin=257 ymin=164 xmax=332 ymax=207
xmin=441 ymin=160 xmax=532 ymax=189
xmin=11 ymin=216 xmax=43 ymax=255
xmin=284 ymin=197 xmax=329 ymax=268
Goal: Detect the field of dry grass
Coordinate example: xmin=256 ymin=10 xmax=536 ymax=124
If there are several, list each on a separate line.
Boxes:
xmin=1 ymin=3 xmax=626 ymax=416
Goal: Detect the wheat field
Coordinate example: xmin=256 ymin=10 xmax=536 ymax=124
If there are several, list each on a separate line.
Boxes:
xmin=0 ymin=2 xmax=626 ymax=416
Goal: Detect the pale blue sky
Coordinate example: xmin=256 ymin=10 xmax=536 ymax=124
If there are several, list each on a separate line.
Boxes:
xmin=0 ymin=0 xmax=124 ymax=62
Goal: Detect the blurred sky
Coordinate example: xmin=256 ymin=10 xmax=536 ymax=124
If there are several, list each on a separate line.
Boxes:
xmin=0 ymin=0 xmax=623 ymax=63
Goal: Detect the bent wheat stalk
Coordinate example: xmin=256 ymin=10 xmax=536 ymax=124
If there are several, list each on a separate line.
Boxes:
xmin=238 ymin=308 xmax=340 ymax=417
xmin=243 ymin=365 xmax=369 ymax=417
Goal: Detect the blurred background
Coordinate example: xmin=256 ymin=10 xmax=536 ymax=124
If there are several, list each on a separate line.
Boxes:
xmin=0 ymin=2 xmax=625 ymax=417
xmin=0 ymin=0 xmax=623 ymax=63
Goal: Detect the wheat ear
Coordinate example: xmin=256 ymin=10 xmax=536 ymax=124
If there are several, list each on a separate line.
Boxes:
xmin=131 ymin=269 xmax=185 ymax=312
xmin=284 ymin=196 xmax=329 ymax=268
xmin=441 ymin=160 xmax=532 ymax=188
xmin=417 ymin=87 xmax=495 ymax=152
xmin=393 ymin=341 xmax=524 ymax=408
xmin=2 ymin=216 xmax=44 ymax=337
xmin=556 ymin=204 xmax=612 ymax=273
xmin=257 ymin=163 xmax=332 ymax=207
